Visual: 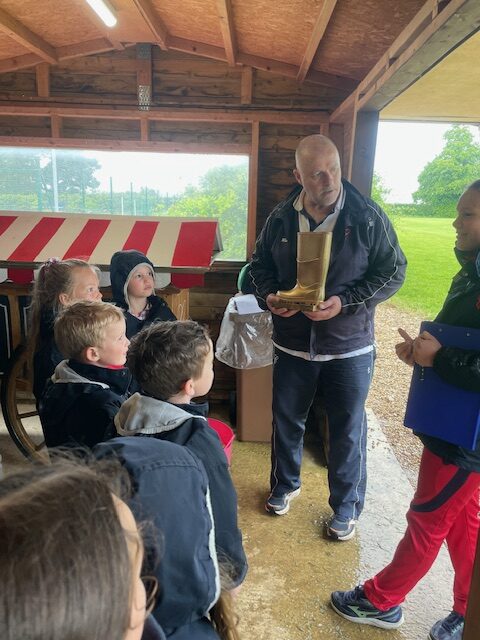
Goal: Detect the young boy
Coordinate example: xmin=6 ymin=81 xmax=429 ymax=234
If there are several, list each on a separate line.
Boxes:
xmin=331 ymin=181 xmax=480 ymax=640
xmin=39 ymin=300 xmax=132 ymax=448
xmin=110 ymin=249 xmax=176 ymax=339
xmin=117 ymin=320 xmax=248 ymax=588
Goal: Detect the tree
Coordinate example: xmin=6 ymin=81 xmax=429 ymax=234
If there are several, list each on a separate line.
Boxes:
xmin=157 ymin=164 xmax=248 ymax=260
xmin=413 ymin=126 xmax=480 ymax=213
xmin=371 ymin=172 xmax=391 ymax=209
xmin=0 ymin=148 xmax=44 ymax=195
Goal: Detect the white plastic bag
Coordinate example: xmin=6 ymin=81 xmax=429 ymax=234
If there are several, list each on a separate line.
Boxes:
xmin=215 ymin=296 xmax=273 ymax=369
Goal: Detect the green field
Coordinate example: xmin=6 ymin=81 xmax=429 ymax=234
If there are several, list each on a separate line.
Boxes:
xmin=389 ymin=216 xmax=459 ymax=318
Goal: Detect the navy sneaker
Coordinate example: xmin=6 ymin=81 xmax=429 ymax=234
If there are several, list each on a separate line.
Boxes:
xmin=429 ymin=611 xmax=464 ymax=640
xmin=326 ymin=514 xmax=356 ymax=541
xmin=265 ymin=488 xmax=301 ymax=515
xmin=330 ymin=586 xmax=404 ymax=629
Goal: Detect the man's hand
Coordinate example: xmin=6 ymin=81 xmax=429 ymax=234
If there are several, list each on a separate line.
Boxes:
xmin=266 ymin=294 xmax=299 ymax=317
xmin=395 ymin=327 xmax=415 ymax=366
xmin=413 ymin=330 xmax=442 ymax=367
xmin=303 ymin=295 xmax=342 ymax=322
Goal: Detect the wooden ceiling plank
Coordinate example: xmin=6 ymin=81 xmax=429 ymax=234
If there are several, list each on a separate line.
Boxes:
xmin=131 ymin=0 xmax=169 ymax=50
xmin=297 ymin=0 xmax=338 ymax=84
xmin=0 ymin=7 xmax=57 ymax=64
xmin=215 ymin=0 xmax=237 ymax=67
xmin=0 ymin=102 xmax=329 ymax=125
xmin=36 ymin=63 xmax=50 ymax=98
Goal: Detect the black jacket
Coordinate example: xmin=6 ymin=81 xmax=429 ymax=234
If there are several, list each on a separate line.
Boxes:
xmin=250 ymin=180 xmax=406 ymax=355
xmin=110 ymin=249 xmax=176 ymax=339
xmin=39 ymin=360 xmax=133 ymax=448
xmin=94 ymin=437 xmax=221 ymax=640
xmin=32 ymin=309 xmax=64 ymax=401
xmin=115 ymin=393 xmax=248 ymax=587
xmin=419 ymin=250 xmax=480 ymax=471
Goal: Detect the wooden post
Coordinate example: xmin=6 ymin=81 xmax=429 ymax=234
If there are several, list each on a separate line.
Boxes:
xmin=464 ymin=528 xmax=480 ymax=640
xmin=350 ymin=110 xmax=379 ymax=197
xmin=136 ymin=43 xmax=152 ymax=110
xmin=241 ymin=66 xmax=253 ymax=105
xmin=35 ymin=63 xmax=50 ymax=98
xmin=247 ymin=121 xmax=260 ymax=257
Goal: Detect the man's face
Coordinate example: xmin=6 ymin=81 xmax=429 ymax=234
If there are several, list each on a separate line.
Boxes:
xmin=453 ymin=189 xmax=480 ymax=252
xmin=293 ymin=146 xmax=342 ymax=209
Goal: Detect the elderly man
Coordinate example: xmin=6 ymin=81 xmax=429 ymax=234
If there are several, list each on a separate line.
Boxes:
xmin=251 ymin=134 xmax=406 ymax=540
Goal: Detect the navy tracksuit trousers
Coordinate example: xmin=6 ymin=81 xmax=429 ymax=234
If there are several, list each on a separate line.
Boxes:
xmin=270 ymin=347 xmax=374 ymax=521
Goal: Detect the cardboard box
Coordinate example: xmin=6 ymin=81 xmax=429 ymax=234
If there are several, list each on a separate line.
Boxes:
xmin=236 ymin=366 xmax=272 ymax=442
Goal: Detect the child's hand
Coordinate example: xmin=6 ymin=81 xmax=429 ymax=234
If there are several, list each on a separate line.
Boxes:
xmin=395 ymin=327 xmax=415 ymax=366
xmin=413 ymin=330 xmax=442 ymax=367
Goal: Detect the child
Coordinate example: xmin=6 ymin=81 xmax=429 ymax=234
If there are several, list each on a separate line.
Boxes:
xmin=331 ymin=181 xmax=480 ymax=640
xmin=110 ymin=250 xmax=176 ymax=339
xmin=29 ymin=257 xmax=102 ymax=401
xmin=95 ymin=436 xmax=241 ymax=640
xmin=117 ymin=320 xmax=248 ymax=589
xmin=39 ymin=300 xmax=132 ymax=449
xmin=0 ymin=459 xmax=166 ymax=640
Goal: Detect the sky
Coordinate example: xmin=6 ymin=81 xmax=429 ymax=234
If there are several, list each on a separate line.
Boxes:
xmin=89 ymin=151 xmax=248 ymax=195
xmin=374 ymin=121 xmax=480 ymax=203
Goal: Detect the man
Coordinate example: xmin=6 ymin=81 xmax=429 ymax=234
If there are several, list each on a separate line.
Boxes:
xmin=331 ymin=181 xmax=480 ymax=640
xmin=250 ymin=134 xmax=406 ymax=540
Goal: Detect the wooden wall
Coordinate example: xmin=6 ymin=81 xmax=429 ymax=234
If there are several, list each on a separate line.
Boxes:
xmin=0 ymin=47 xmax=350 ymax=402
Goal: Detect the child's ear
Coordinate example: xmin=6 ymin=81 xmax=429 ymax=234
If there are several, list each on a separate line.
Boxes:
xmin=83 ymin=346 xmax=100 ymax=364
xmin=184 ymin=378 xmax=196 ymax=398
xmin=58 ymin=292 xmax=70 ymax=307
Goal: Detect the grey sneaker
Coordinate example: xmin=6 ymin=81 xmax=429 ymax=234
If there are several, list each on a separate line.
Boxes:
xmin=429 ymin=611 xmax=464 ymax=640
xmin=265 ymin=488 xmax=301 ymax=515
xmin=331 ymin=586 xmax=404 ymax=629
xmin=327 ymin=514 xmax=356 ymax=541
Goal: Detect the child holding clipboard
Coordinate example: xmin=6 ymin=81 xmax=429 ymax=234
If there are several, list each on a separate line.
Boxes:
xmin=331 ymin=180 xmax=480 ymax=640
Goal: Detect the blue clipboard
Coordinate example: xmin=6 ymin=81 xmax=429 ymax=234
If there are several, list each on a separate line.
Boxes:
xmin=404 ymin=321 xmax=480 ymax=449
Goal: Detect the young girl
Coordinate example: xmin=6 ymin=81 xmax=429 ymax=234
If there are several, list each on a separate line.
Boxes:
xmin=0 ymin=459 xmax=166 ymax=640
xmin=110 ymin=250 xmax=176 ymax=339
xmin=28 ymin=258 xmax=102 ymax=400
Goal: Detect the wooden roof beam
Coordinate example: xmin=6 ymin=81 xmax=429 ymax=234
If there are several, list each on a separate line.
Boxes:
xmin=0 ymin=7 xmax=57 ymax=64
xmin=131 ymin=0 xmax=169 ymax=50
xmin=0 ymin=38 xmax=117 ymax=74
xmin=215 ymin=0 xmax=237 ymax=67
xmin=331 ymin=0 xmax=480 ymax=122
xmin=297 ymin=0 xmax=338 ymax=84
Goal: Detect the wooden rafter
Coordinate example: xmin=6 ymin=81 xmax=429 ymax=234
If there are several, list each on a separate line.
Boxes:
xmin=131 ymin=0 xmax=169 ymax=50
xmin=297 ymin=0 xmax=338 ymax=83
xmin=0 ymin=6 xmax=57 ymax=64
xmin=215 ymin=0 xmax=237 ymax=67
xmin=0 ymin=38 xmax=116 ymax=74
xmin=331 ymin=0 xmax=480 ymax=121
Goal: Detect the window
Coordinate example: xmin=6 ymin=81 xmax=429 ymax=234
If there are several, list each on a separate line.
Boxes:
xmin=0 ymin=147 xmax=248 ymax=261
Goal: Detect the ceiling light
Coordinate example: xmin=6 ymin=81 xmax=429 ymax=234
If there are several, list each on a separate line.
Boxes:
xmin=85 ymin=0 xmax=117 ymax=28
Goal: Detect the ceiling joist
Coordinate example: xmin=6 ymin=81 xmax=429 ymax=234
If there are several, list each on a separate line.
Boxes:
xmin=297 ymin=0 xmax=338 ymax=83
xmin=131 ymin=0 xmax=169 ymax=50
xmin=215 ymin=0 xmax=237 ymax=67
xmin=0 ymin=6 xmax=57 ymax=64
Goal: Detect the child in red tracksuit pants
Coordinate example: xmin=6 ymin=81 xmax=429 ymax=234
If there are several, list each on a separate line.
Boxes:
xmin=330 ymin=181 xmax=480 ymax=640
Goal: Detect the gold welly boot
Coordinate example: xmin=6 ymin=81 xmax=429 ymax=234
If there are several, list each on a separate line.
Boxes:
xmin=272 ymin=231 xmax=332 ymax=311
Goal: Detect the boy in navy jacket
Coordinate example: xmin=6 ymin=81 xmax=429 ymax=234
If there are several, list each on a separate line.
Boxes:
xmin=39 ymin=300 xmax=132 ymax=448
xmin=116 ymin=320 xmax=248 ymax=588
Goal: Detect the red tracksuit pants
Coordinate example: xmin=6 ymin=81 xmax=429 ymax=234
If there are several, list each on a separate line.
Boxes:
xmin=364 ymin=447 xmax=480 ymax=616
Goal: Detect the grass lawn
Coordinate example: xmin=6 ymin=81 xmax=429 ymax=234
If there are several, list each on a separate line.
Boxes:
xmin=389 ymin=216 xmax=459 ymax=318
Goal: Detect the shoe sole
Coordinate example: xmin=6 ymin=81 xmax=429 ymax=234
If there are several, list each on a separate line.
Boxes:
xmin=265 ymin=488 xmax=301 ymax=515
xmin=330 ymin=600 xmax=404 ymax=630
xmin=327 ymin=522 xmax=356 ymax=541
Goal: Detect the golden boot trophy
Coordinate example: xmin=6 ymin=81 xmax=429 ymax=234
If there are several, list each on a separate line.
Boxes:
xmin=272 ymin=231 xmax=332 ymax=311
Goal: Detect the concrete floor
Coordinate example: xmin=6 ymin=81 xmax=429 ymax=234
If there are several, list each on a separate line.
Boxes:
xmin=0 ymin=409 xmax=454 ymax=639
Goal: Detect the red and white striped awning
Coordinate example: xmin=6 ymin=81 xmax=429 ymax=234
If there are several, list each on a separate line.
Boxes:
xmin=0 ymin=211 xmax=223 ymax=287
